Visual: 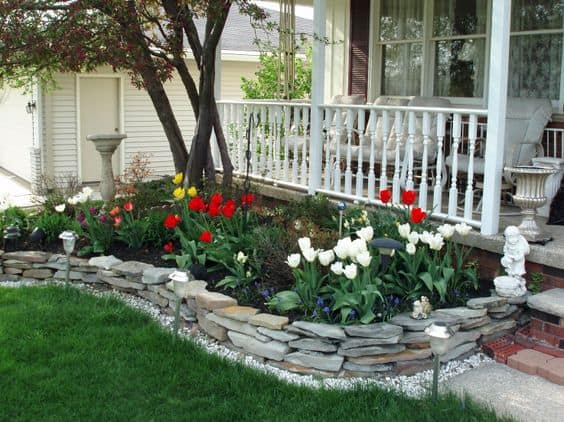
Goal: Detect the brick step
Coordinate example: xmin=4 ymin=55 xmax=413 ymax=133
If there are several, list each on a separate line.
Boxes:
xmin=482 ymin=335 xmax=525 ymax=364
xmin=507 ymin=349 xmax=564 ymax=385
xmin=515 ymin=326 xmax=564 ymax=358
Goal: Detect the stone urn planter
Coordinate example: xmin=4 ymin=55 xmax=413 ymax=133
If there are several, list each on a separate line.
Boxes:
xmin=504 ymin=165 xmax=557 ymax=243
xmin=87 ymin=133 xmax=127 ymax=201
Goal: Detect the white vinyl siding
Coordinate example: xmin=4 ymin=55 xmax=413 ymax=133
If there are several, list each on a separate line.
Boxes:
xmin=221 ymin=60 xmax=260 ymax=99
xmin=0 ymin=88 xmax=34 ymax=181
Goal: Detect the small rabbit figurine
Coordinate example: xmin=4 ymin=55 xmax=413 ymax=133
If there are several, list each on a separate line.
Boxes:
xmin=411 ymin=296 xmax=432 ymax=319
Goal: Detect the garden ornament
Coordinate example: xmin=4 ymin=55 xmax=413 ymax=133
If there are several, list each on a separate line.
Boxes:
xmin=369 ymin=238 xmax=404 ymax=273
xmin=3 ymin=225 xmax=21 ymax=252
xmin=169 ymin=270 xmax=190 ymax=338
xmin=425 ymin=321 xmax=454 ymax=402
xmin=410 ymin=296 xmax=432 ymax=320
xmin=59 ymin=230 xmax=78 ymax=287
xmin=337 ymin=201 xmax=346 ymax=237
xmin=494 ymin=226 xmax=530 ymax=297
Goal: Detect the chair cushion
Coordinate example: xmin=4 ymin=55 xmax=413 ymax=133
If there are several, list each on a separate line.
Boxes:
xmin=444 ymin=154 xmax=486 ymax=175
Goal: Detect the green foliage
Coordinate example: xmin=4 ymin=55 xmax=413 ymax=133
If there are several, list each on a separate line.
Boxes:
xmin=35 ymin=212 xmax=82 ymax=243
xmin=282 ymin=194 xmax=338 ymax=230
xmin=144 ymin=208 xmax=175 ymax=246
xmin=241 ymin=44 xmax=312 ymax=100
xmin=528 ymin=272 xmax=544 ymax=294
xmin=0 ymin=206 xmax=29 ymax=231
xmin=120 ymin=177 xmax=171 ymax=212
xmin=77 ymin=207 xmax=114 ymax=256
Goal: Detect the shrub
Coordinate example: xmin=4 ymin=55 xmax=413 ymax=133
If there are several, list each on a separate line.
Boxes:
xmin=35 ymin=212 xmax=82 ymax=243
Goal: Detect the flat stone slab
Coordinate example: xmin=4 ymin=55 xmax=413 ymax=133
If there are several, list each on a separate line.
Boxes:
xmin=339 ymin=336 xmax=402 ymax=349
xmin=389 ymin=312 xmax=458 ymax=331
xmin=288 ymin=338 xmax=338 ymax=353
xmin=206 ymin=313 xmax=259 ymax=337
xmin=489 ymin=305 xmax=519 ymax=319
xmin=97 ymin=271 xmax=145 ymax=290
xmin=460 ymin=316 xmax=491 ymax=330
xmin=478 ymin=319 xmax=516 ymax=336
xmin=466 ymin=296 xmax=508 ymax=310
xmin=2 ymin=251 xmax=50 ymax=263
xmin=183 ymin=280 xmax=208 ymax=299
xmin=88 ymin=255 xmax=123 ymax=270
xmin=285 ymin=351 xmax=344 ymax=372
xmin=3 ymin=260 xmax=32 ymax=269
xmin=442 ymin=331 xmax=480 ymax=352
xmin=142 ymin=267 xmax=177 ymax=285
xmin=344 ymin=322 xmax=403 ymax=339
xmin=214 ymin=306 xmax=259 ymax=322
xmin=195 ymin=291 xmax=237 ymax=310
xmin=268 ymin=360 xmax=336 ymax=377
xmin=249 ymin=313 xmax=289 ymax=330
xmin=289 ymin=321 xmax=346 ymax=340
xmin=199 ymin=313 xmax=227 ymax=341
xmin=256 ymin=327 xmax=300 ymax=342
xmin=343 ymin=362 xmax=392 ymax=373
xmin=401 ymin=331 xmax=430 ymax=344
xmin=527 ymin=289 xmax=564 ymax=318
xmin=138 ymin=290 xmax=169 ymax=308
xmin=22 ymin=269 xmax=53 ymax=279
xmin=228 ymin=331 xmax=289 ymax=361
xmin=348 ymin=348 xmax=432 ymax=365
xmin=434 ymin=307 xmax=488 ymax=322
xmin=53 ymin=270 xmax=84 ymax=280
xmin=3 ymin=267 xmax=22 ymax=275
xmin=111 ymin=261 xmax=154 ymax=279
xmin=338 ymin=343 xmax=405 ymax=358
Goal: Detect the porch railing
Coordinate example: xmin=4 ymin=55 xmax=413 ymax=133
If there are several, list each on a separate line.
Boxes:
xmin=217 ymin=100 xmax=559 ymax=229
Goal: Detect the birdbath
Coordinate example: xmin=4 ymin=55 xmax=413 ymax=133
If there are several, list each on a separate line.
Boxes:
xmin=87 ymin=133 xmax=127 ymax=201
xmin=504 ymin=165 xmax=557 ymax=243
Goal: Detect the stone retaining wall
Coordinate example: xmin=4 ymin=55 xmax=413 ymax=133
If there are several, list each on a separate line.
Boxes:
xmin=0 ymin=250 xmax=530 ymax=377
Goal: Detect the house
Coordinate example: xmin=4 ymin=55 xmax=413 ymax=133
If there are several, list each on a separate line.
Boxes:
xmin=0 ymin=6 xmax=312 ymax=192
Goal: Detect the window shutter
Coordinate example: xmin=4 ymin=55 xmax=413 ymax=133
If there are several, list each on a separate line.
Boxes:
xmin=348 ymin=0 xmax=371 ymax=100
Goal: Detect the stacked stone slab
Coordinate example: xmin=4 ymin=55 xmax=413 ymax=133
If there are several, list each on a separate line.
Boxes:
xmin=0 ymin=250 xmax=531 ymax=377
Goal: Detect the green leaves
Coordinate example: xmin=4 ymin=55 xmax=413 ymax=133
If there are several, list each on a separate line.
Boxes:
xmin=267 ymin=290 xmax=302 ymax=313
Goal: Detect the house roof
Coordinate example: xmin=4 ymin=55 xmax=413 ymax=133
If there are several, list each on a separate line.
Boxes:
xmin=193 ymin=4 xmax=313 ymax=54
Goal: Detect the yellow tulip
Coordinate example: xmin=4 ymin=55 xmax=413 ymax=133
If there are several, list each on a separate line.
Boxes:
xmin=187 ymin=186 xmax=198 ymax=198
xmin=173 ymin=187 xmax=186 ymax=200
xmin=172 ymin=172 xmax=183 ymax=185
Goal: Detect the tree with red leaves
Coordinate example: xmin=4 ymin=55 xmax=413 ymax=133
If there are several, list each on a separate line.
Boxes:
xmin=0 ymin=0 xmax=268 ymax=188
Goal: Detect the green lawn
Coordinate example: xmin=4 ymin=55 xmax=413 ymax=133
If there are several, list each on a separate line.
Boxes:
xmin=0 ymin=286 xmax=503 ymax=421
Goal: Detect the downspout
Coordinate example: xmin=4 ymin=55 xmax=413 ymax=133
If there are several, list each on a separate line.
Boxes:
xmin=30 ymin=81 xmax=44 ymax=194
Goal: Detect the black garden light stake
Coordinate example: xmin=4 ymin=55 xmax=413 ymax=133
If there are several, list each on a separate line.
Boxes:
xmin=337 ymin=201 xmax=346 ymax=237
xmin=3 ymin=225 xmax=21 ymax=252
xmin=369 ymin=238 xmax=404 ymax=273
xmin=242 ymin=111 xmax=258 ymax=233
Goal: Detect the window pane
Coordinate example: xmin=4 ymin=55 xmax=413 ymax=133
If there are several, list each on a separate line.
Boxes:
xmin=380 ymin=0 xmax=424 ymax=41
xmin=509 ymin=33 xmax=562 ymax=99
xmin=511 ymin=0 xmax=563 ymax=31
xmin=433 ymin=0 xmax=487 ymax=37
xmin=433 ymin=39 xmax=486 ymax=97
xmin=382 ymin=43 xmax=422 ymax=95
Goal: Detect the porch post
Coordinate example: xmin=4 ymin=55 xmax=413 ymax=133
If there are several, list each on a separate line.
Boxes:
xmin=212 ymin=41 xmax=222 ymax=169
xmin=308 ymin=0 xmax=327 ymax=194
xmin=481 ymin=0 xmax=511 ymax=235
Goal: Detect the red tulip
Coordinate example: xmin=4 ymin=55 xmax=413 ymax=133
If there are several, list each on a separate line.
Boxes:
xmin=123 ymin=201 xmax=134 ymax=212
xmin=208 ymin=204 xmax=221 ymax=217
xmin=410 ymin=207 xmax=427 ymax=224
xmin=222 ymin=199 xmax=236 ymax=218
xmin=163 ymin=241 xmax=174 ymax=253
xmin=379 ymin=189 xmax=392 ymax=204
xmin=241 ymin=193 xmax=256 ymax=206
xmin=402 ymin=190 xmax=416 ymax=205
xmin=188 ymin=196 xmax=206 ymax=212
xmin=210 ymin=192 xmax=223 ymax=206
xmin=113 ymin=215 xmax=123 ymax=228
xmin=199 ymin=230 xmax=212 ymax=243
xmin=164 ymin=214 xmax=180 ymax=229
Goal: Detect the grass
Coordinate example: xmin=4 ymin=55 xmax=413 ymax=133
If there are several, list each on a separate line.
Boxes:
xmin=0 ymin=286 xmax=503 ymax=422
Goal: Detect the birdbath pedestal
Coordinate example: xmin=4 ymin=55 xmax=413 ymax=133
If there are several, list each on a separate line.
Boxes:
xmin=87 ymin=133 xmax=127 ymax=201
xmin=504 ymin=165 xmax=557 ymax=244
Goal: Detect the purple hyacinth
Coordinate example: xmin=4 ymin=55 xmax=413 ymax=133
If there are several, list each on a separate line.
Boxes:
xmin=88 ymin=207 xmax=97 ymax=215
xmin=323 ymin=306 xmax=331 ymax=314
xmin=99 ymin=214 xmax=108 ymax=224
xmin=261 ymin=289 xmax=270 ymax=298
xmin=316 ymin=297 xmax=324 ymax=307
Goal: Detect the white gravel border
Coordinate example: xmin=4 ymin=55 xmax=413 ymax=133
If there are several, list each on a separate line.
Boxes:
xmin=1 ymin=279 xmax=494 ymax=398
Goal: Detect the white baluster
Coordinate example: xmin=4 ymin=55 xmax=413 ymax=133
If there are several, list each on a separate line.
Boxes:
xmin=259 ymin=105 xmax=267 ymax=174
xmin=251 ymin=106 xmax=258 ymax=177
xmin=392 ymin=110 xmax=403 ymax=203
xmin=267 ymin=106 xmax=274 ymax=176
xmin=380 ymin=110 xmax=390 ymax=193
xmin=344 ymin=108 xmax=354 ymax=195
xmin=324 ymin=107 xmax=333 ymax=190
xmin=404 ymin=111 xmax=416 ymax=191
xmin=419 ymin=111 xmax=431 ymax=209
xmin=237 ymin=105 xmax=244 ymax=172
xmin=367 ymin=109 xmax=377 ymax=200
xmin=292 ymin=106 xmax=299 ymax=184
xmin=283 ymin=105 xmax=291 ymax=181
xmin=333 ymin=107 xmax=342 ymax=192
xmin=464 ymin=114 xmax=478 ymax=219
xmin=433 ymin=113 xmax=446 ymax=212
xmin=301 ymin=107 xmax=309 ymax=185
xmin=356 ymin=109 xmax=365 ymax=197
xmin=448 ymin=113 xmax=462 ymax=216
xmin=274 ymin=106 xmax=282 ymax=179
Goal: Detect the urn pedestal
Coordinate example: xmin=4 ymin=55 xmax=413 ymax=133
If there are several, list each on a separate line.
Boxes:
xmin=87 ymin=134 xmax=127 ymax=201
xmin=504 ymin=165 xmax=557 ymax=243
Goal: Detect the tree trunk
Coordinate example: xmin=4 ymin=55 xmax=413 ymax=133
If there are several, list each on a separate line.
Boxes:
xmin=212 ymin=100 xmax=233 ymax=189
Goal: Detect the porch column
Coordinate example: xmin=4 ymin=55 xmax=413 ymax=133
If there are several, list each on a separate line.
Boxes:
xmin=212 ymin=41 xmax=222 ymax=169
xmin=308 ymin=0 xmax=327 ymax=194
xmin=481 ymin=0 xmax=512 ymax=235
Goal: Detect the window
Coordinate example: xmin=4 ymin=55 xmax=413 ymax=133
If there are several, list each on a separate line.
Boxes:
xmin=372 ymin=0 xmax=564 ymax=104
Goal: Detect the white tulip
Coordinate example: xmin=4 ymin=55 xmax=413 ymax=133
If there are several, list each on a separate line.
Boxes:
xmin=286 ymin=253 xmax=301 ymax=268
xmin=54 ymin=204 xmax=66 ymax=213
xmin=437 ymin=224 xmax=455 ymax=239
xmin=398 ymin=223 xmax=411 ymax=239
xmin=331 ymin=261 xmax=344 ymax=275
xmin=67 ymin=196 xmax=78 ymax=205
xmin=406 ymin=243 xmax=417 ymax=255
xmin=407 ymin=231 xmax=419 ymax=245
xmin=236 ymin=251 xmax=248 ymax=264
xmin=356 ymin=226 xmax=374 ymax=242
xmin=334 ymin=237 xmax=352 ymax=259
xmin=356 ymin=250 xmax=372 ymax=268
xmin=428 ymin=234 xmax=445 ymax=251
xmin=82 ymin=186 xmax=94 ymax=197
xmin=350 ymin=238 xmax=368 ymax=257
xmin=343 ymin=263 xmax=358 ymax=280
xmin=318 ymin=249 xmax=335 ymax=266
xmin=302 ymin=247 xmax=318 ymax=263
xmin=297 ymin=237 xmax=311 ymax=254
xmin=419 ymin=231 xmax=433 ymax=245
xmin=455 ymin=222 xmax=472 ymax=236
